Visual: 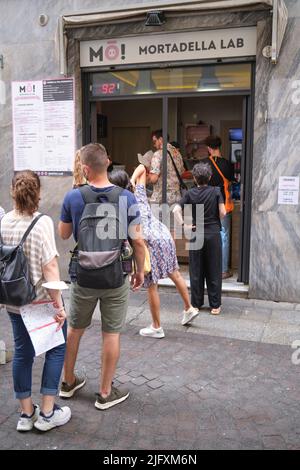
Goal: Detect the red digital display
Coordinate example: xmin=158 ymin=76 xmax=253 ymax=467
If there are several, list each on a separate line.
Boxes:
xmin=99 ymin=83 xmax=120 ymax=95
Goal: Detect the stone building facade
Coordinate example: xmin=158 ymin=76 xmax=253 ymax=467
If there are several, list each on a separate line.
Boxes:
xmin=0 ymin=0 xmax=299 ymax=302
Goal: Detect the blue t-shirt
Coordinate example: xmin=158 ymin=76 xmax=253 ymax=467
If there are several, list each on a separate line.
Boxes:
xmin=60 ymin=185 xmax=141 ymax=242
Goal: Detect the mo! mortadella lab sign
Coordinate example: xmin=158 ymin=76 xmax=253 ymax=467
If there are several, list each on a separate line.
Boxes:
xmin=80 ymin=27 xmax=257 ymax=67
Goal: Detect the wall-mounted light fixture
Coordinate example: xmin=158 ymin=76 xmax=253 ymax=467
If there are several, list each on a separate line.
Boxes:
xmin=145 ymin=11 xmax=166 ymax=27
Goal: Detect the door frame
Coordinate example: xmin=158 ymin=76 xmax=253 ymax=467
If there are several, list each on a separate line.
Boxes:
xmin=82 ymin=63 xmax=255 ymax=284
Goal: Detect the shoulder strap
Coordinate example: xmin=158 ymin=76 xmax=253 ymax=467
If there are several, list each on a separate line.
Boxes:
xmin=167 ymin=151 xmax=187 ymax=190
xmin=19 ymin=214 xmax=44 ymax=247
xmin=79 ymin=185 xmax=124 ymax=205
xmin=209 ymin=156 xmax=227 ymax=183
xmin=0 ymin=213 xmax=44 ymax=246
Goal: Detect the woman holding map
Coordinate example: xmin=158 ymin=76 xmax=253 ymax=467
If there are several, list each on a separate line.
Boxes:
xmin=0 ymin=170 xmax=71 ymax=432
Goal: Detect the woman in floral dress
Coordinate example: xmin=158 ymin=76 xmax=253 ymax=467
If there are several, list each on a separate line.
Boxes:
xmin=110 ymin=165 xmax=199 ymax=338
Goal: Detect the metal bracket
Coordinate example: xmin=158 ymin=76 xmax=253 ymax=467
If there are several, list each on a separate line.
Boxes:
xmin=262 ymin=46 xmax=272 ymax=59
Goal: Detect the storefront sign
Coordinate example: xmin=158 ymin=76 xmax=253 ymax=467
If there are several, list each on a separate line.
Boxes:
xmin=278 ymin=176 xmax=299 ymax=205
xmin=80 ymin=27 xmax=257 ymax=68
xmin=12 ymin=78 xmax=75 ymax=175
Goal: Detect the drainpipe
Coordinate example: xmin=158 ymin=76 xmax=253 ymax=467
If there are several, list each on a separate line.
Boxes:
xmin=58 ymin=16 xmax=67 ymax=76
xmin=271 ymin=0 xmax=278 ymax=64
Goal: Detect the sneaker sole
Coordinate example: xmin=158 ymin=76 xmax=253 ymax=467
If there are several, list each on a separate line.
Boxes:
xmin=34 ymin=410 xmax=72 ymax=432
xmin=139 ymin=330 xmax=165 ymax=338
xmin=17 ymin=423 xmax=35 ymax=432
xmin=181 ymin=311 xmax=200 ymax=326
xmin=59 ymin=379 xmax=86 ymax=398
xmin=94 ymin=392 xmax=129 ymax=410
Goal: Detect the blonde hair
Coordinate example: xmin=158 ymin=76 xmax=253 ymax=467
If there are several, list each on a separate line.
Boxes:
xmin=72 ymin=150 xmax=87 ymax=188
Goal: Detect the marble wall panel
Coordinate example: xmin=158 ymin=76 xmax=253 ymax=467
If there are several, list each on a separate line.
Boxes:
xmin=249 ymin=2 xmax=300 ymax=302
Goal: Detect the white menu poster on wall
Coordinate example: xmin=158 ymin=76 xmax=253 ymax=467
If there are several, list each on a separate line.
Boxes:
xmin=12 ymin=78 xmax=75 ymax=175
xmin=278 ymin=176 xmax=299 ymax=205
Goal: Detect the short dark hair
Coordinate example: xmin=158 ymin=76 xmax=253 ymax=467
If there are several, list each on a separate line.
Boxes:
xmin=205 ymin=135 xmax=222 ymax=150
xmin=108 ymin=170 xmax=134 ymax=193
xmin=152 ymin=129 xmax=170 ymax=141
xmin=80 ymin=143 xmax=108 ymax=173
xmin=170 ymin=141 xmax=180 ymax=150
xmin=192 ymin=162 xmax=212 ymax=185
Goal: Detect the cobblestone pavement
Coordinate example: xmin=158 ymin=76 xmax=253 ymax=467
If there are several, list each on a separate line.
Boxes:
xmin=1 ymin=291 xmax=300 ymax=450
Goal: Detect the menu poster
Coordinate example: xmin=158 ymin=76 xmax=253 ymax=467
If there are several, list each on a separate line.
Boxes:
xmin=12 ymin=78 xmax=75 ymax=175
xmin=20 ymin=301 xmax=65 ymax=357
xmin=278 ymin=176 xmax=299 ymax=205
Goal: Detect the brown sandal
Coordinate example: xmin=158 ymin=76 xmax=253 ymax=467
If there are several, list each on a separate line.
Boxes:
xmin=210 ymin=307 xmax=221 ymax=315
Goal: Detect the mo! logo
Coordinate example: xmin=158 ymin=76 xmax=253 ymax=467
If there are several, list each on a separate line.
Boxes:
xmin=19 ymin=83 xmax=36 ymax=94
xmin=89 ymin=40 xmax=126 ymax=63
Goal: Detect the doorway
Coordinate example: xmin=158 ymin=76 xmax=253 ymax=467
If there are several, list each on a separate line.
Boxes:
xmin=83 ymin=62 xmax=254 ymax=284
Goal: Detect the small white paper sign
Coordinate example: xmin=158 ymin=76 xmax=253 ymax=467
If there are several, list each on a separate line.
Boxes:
xmin=278 ymin=176 xmax=299 ymax=205
xmin=20 ymin=301 xmax=65 ymax=356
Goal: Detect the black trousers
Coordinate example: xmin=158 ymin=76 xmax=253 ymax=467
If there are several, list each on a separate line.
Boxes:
xmin=189 ymin=232 xmax=222 ymax=309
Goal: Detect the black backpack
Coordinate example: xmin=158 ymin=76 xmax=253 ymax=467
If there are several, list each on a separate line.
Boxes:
xmin=77 ymin=185 xmax=125 ymax=289
xmin=0 ymin=214 xmax=44 ymax=306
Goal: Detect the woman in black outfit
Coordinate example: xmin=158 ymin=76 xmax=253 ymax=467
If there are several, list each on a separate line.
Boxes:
xmin=174 ymin=162 xmax=226 ymax=315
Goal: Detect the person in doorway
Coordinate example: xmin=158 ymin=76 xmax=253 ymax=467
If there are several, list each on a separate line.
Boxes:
xmin=110 ymin=165 xmax=199 ymax=338
xmin=1 ymin=170 xmax=70 ymax=432
xmin=58 ymin=143 xmax=145 ymax=410
xmin=203 ymin=135 xmax=235 ymax=279
xmin=149 ymin=129 xmax=185 ymax=205
xmin=174 ymin=163 xmax=226 ymax=315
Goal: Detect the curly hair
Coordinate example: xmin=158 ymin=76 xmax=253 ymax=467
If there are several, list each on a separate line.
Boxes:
xmin=72 ymin=150 xmax=87 ymax=188
xmin=12 ymin=170 xmax=41 ymax=215
xmin=192 ymin=162 xmax=212 ymax=186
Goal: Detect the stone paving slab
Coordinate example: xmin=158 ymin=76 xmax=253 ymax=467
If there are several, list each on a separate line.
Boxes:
xmin=1 ymin=293 xmax=300 ymax=450
xmin=1 ymin=305 xmax=300 ymax=450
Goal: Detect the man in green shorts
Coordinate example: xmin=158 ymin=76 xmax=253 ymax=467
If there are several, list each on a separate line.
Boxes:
xmin=58 ymin=143 xmax=145 ymax=410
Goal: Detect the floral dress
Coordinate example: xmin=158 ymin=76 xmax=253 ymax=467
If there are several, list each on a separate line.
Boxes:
xmin=135 ymin=184 xmax=179 ymax=288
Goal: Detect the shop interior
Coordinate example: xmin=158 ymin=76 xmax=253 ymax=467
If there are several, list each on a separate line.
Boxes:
xmin=88 ymin=63 xmax=251 ymax=282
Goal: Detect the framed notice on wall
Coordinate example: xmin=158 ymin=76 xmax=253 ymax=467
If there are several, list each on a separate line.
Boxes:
xmin=12 ymin=78 xmax=75 ymax=176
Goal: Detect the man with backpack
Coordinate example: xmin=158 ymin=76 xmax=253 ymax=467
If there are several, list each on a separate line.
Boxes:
xmin=58 ymin=143 xmax=145 ymax=410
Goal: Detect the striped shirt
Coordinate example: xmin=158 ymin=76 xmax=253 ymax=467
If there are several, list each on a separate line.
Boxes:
xmin=0 ymin=210 xmax=59 ymax=313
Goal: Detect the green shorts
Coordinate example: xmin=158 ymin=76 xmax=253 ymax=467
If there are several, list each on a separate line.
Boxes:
xmin=68 ymin=276 xmax=130 ymax=333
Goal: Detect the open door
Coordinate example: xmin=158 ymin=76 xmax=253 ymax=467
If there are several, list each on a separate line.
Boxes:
xmin=238 ymin=94 xmax=253 ymax=283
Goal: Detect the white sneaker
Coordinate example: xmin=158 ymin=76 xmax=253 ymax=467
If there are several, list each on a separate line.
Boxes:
xmin=34 ymin=404 xmax=71 ymax=432
xmin=17 ymin=404 xmax=40 ymax=432
xmin=139 ymin=324 xmax=165 ymax=338
xmin=181 ymin=306 xmax=200 ymax=326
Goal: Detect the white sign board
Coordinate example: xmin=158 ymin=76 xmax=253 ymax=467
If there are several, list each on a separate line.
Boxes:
xmin=278 ymin=176 xmax=299 ymax=205
xmin=80 ymin=27 xmax=257 ymax=68
xmin=12 ymin=78 xmax=75 ymax=175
